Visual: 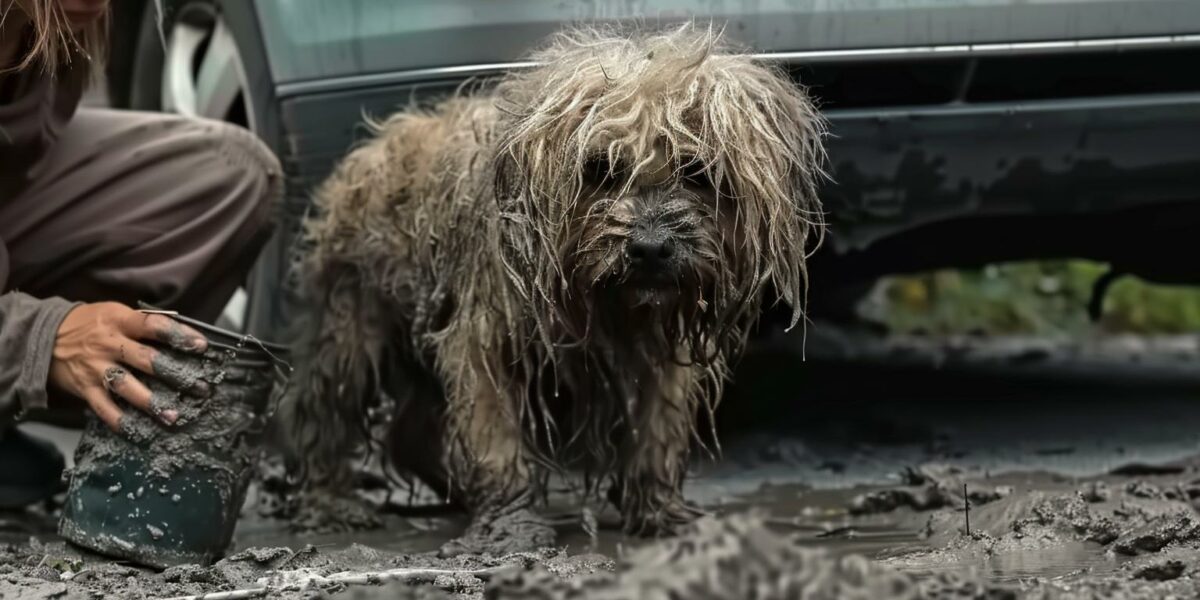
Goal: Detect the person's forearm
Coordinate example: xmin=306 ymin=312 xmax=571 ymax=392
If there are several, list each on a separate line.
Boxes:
xmin=0 ymin=291 xmax=78 ymax=424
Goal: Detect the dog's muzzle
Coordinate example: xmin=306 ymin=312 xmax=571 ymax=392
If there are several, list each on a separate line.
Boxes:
xmin=625 ymin=229 xmax=680 ymax=287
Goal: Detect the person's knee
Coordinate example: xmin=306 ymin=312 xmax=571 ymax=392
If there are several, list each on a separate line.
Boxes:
xmin=203 ymin=119 xmax=284 ymax=238
xmin=182 ymin=118 xmax=283 ymax=242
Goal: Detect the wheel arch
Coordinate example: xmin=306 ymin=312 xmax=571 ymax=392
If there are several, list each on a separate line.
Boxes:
xmin=105 ymin=0 xmax=289 ymax=337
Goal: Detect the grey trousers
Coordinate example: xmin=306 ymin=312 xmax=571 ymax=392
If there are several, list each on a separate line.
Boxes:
xmin=0 ymin=108 xmax=282 ymax=422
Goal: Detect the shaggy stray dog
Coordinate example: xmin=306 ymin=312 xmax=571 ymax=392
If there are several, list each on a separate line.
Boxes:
xmin=285 ymin=24 xmax=826 ymax=554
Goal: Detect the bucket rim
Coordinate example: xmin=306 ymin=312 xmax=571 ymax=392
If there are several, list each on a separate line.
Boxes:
xmin=135 ymin=302 xmax=289 ymax=354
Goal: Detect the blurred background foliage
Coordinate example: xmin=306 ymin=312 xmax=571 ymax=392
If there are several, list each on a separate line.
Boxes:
xmin=860 ymin=260 xmax=1200 ymax=336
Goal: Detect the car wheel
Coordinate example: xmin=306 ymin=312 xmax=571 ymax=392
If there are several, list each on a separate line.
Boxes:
xmin=128 ymin=0 xmax=258 ymax=332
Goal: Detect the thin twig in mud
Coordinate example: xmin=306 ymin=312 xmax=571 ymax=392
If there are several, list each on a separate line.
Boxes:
xmin=582 ymin=506 xmax=599 ymax=551
xmin=157 ymin=565 xmax=513 ymax=600
xmin=816 ymin=526 xmax=858 ymax=539
xmin=159 ymin=590 xmax=263 ymax=600
xmin=276 ymin=545 xmax=318 ymax=569
xmin=963 ymin=483 xmax=971 ymax=536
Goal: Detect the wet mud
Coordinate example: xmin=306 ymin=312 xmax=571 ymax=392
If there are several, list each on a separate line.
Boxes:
xmin=6 ymin=457 xmax=1200 ymax=599
xmin=438 ymin=506 xmax=557 ymax=558
xmin=8 ymin=334 xmax=1200 ymax=598
xmin=867 ymin=467 xmax=1200 ymax=598
xmin=0 ymin=529 xmax=614 ymax=599
xmin=848 ymin=464 xmax=1014 ymax=515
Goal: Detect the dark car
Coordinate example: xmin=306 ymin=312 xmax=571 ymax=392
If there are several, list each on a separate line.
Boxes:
xmin=103 ymin=0 xmax=1200 ymax=339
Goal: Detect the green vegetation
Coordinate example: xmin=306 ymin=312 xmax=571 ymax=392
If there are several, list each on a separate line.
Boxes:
xmin=863 ymin=260 xmax=1200 ymax=336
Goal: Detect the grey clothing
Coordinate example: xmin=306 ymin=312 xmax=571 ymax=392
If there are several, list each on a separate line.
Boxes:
xmin=0 ymin=65 xmax=282 ymax=424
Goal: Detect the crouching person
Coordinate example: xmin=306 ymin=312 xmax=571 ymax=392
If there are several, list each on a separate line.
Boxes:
xmin=0 ymin=0 xmax=281 ymax=507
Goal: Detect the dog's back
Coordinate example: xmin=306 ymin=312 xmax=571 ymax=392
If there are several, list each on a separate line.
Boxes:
xmin=284 ymin=94 xmax=502 ymax=488
xmin=305 ymin=96 xmax=500 ymax=273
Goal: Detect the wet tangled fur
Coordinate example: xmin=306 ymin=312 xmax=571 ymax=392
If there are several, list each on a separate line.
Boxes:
xmin=284 ymin=24 xmax=826 ymax=539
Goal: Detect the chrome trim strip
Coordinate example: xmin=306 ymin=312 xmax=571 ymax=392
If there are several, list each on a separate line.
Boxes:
xmin=756 ymin=33 xmax=1200 ymax=63
xmin=277 ymin=33 xmax=1200 ymax=99
xmin=278 ymin=61 xmax=538 ymax=98
xmin=824 ymin=91 xmax=1200 ymax=120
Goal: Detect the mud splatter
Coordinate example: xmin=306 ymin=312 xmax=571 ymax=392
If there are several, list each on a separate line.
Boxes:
xmin=1132 ymin=558 xmax=1187 ymax=581
xmin=150 ymin=349 xmax=213 ymax=398
xmin=148 ymin=313 xmax=208 ymax=354
xmin=849 ymin=464 xmax=1012 ymax=515
xmin=1112 ymin=510 xmax=1200 ymax=555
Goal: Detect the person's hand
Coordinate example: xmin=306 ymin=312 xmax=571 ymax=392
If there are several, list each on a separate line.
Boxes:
xmin=48 ymin=302 xmax=210 ymax=431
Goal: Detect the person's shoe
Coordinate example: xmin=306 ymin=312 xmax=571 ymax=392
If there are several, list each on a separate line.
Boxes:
xmin=0 ymin=428 xmax=67 ymax=509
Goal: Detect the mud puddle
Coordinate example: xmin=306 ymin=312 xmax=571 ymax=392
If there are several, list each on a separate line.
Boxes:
xmin=8 ymin=337 xmax=1200 ymax=598
xmin=5 ymin=452 xmax=1200 ymax=598
xmin=710 ymin=471 xmax=1133 ymax=581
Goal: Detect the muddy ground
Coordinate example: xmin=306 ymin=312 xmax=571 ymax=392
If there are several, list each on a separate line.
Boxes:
xmin=5 ymin=327 xmax=1200 ymax=599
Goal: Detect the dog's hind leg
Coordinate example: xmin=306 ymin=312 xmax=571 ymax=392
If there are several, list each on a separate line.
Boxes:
xmin=436 ymin=344 xmax=555 ymax=555
xmin=384 ymin=355 xmax=454 ymax=501
xmin=283 ymin=268 xmax=388 ymax=499
xmin=611 ymin=359 xmax=706 ymax=536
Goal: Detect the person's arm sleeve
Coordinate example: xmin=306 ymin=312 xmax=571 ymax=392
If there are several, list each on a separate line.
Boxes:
xmin=0 ymin=292 xmax=78 ymax=422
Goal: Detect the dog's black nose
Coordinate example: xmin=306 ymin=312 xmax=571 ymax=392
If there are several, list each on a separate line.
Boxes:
xmin=627 ymin=237 xmax=674 ymax=269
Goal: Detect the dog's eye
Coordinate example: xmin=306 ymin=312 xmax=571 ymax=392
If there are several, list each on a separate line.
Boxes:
xmin=681 ymin=162 xmax=715 ymax=191
xmin=582 ymin=156 xmax=615 ymax=185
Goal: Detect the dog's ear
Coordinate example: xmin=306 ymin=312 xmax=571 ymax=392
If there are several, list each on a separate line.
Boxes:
xmin=698 ymin=57 xmax=828 ymax=332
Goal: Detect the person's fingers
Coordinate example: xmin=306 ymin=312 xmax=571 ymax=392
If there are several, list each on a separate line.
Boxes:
xmin=102 ymin=366 xmax=178 ymax=425
xmin=102 ymin=366 xmax=148 ymax=409
xmin=119 ymin=340 xmax=211 ymax=398
xmin=80 ymin=386 xmax=124 ymax=432
xmin=125 ymin=312 xmax=208 ymax=354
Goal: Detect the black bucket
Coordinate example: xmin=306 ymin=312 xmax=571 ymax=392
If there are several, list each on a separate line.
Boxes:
xmin=58 ymin=306 xmax=291 ymax=569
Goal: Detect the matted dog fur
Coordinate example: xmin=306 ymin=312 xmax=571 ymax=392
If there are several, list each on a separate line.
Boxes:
xmin=284 ymin=24 xmax=826 ymax=552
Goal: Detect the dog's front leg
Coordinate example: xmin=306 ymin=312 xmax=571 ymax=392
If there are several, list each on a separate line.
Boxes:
xmin=612 ymin=359 xmax=706 ymax=536
xmin=437 ymin=347 xmax=554 ymax=555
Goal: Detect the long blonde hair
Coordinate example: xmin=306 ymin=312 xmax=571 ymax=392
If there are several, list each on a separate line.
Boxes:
xmin=2 ymin=0 xmax=107 ymax=74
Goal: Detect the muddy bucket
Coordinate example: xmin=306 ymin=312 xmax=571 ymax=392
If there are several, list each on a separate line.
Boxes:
xmin=58 ymin=306 xmax=291 ymax=569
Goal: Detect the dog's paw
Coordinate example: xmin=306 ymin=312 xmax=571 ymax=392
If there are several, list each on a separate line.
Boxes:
xmin=622 ymin=498 xmax=708 ymax=538
xmin=609 ymin=484 xmax=707 ymax=538
xmin=439 ymin=506 xmax=557 ymax=557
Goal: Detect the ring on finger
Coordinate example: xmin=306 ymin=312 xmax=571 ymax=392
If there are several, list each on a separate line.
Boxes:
xmin=103 ymin=366 xmax=127 ymax=390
